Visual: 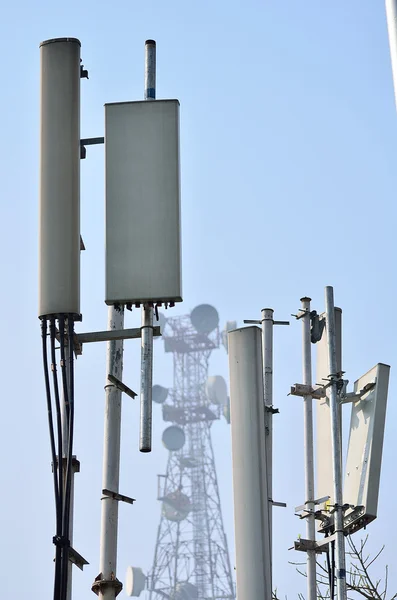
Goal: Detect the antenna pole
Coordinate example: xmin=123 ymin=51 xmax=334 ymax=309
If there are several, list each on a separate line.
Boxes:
xmin=300 ymin=297 xmax=317 ymax=600
xmin=325 ymin=286 xmax=347 ymax=600
xmin=94 ymin=306 xmax=125 ymax=599
xmin=139 ymin=39 xmax=156 ymax=453
xmin=261 ymin=308 xmax=274 ymax=589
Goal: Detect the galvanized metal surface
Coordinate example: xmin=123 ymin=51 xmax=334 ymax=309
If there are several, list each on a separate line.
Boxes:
xmin=325 ymin=287 xmax=347 ymax=600
xmin=139 ymin=40 xmax=156 ymax=454
xmin=140 ymin=305 xmax=154 ymax=452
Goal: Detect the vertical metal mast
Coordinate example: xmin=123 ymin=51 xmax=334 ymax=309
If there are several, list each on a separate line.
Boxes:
xmin=140 ymin=39 xmax=156 ymax=453
xmin=325 ymin=286 xmax=347 ymax=600
xmin=262 ymin=308 xmax=274 ymax=565
xmin=300 ymin=297 xmax=317 ymax=600
xmin=94 ymin=305 xmax=125 ymax=599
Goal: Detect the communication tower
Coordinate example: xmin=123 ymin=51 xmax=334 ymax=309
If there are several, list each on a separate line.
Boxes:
xmin=144 ymin=305 xmax=235 ymax=600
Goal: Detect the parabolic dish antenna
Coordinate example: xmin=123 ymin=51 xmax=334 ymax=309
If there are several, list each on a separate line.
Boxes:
xmin=125 ymin=566 xmax=146 ymax=597
xmin=152 ymin=385 xmax=168 ymax=404
xmin=190 ymin=304 xmax=219 ymax=334
xmin=206 ymin=375 xmax=228 ymax=405
xmin=162 ymin=425 xmax=186 ymax=451
xmin=162 ymin=491 xmax=191 ymax=522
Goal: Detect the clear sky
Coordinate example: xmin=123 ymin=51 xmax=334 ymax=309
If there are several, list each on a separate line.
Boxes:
xmin=0 ymin=0 xmax=396 ymax=598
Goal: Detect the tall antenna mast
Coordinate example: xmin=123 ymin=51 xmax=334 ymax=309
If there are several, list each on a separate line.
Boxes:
xmin=140 ymin=39 xmax=156 ymax=453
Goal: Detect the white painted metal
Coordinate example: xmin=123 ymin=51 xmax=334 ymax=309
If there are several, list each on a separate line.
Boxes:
xmin=228 ymin=326 xmax=271 ymax=600
xmin=39 ymin=38 xmax=81 ymax=317
xmin=386 ymin=0 xmax=397 ymax=111
xmin=104 ymin=99 xmax=182 ymax=305
xmin=98 ymin=306 xmax=125 ymax=599
xmin=316 ymin=307 xmax=342 ymax=510
xmin=325 ymin=287 xmax=347 ymax=600
xmin=300 ymin=298 xmax=316 ymax=600
xmin=344 ymin=363 xmax=390 ymax=524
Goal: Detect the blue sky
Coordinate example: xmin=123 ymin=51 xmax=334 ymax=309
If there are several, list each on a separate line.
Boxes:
xmin=0 ymin=0 xmax=396 ymax=598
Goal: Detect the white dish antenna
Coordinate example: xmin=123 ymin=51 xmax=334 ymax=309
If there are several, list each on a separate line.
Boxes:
xmin=125 ymin=566 xmax=146 ymax=597
xmin=206 ymin=375 xmax=228 ymax=406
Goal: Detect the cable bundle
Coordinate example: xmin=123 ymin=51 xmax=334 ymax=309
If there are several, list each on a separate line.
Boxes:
xmin=41 ymin=316 xmax=75 ymax=600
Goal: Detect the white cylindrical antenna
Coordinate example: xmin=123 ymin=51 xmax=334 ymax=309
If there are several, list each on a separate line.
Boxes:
xmin=386 ymin=0 xmax=397 ymax=111
xmin=139 ymin=39 xmax=156 ymax=453
xmin=228 ymin=326 xmax=272 ymax=600
xmin=39 ymin=38 xmax=81 ymax=317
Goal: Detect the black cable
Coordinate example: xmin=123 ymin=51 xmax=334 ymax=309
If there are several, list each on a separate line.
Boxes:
xmin=41 ymin=317 xmax=62 ymax=600
xmin=326 ymin=541 xmax=333 ymax=597
xmin=59 ymin=315 xmax=70 ymax=600
xmin=331 ymin=542 xmax=335 ymax=600
xmin=50 ymin=317 xmax=64 ymax=600
xmin=60 ymin=317 xmax=76 ymax=600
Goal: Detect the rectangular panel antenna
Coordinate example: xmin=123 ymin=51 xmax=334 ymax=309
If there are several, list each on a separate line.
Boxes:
xmin=343 ymin=363 xmax=390 ymax=534
xmin=105 ymin=99 xmax=182 ymax=306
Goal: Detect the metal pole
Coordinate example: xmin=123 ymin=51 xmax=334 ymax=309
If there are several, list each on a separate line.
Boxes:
xmin=95 ymin=306 xmax=125 ymax=599
xmin=139 ymin=39 xmax=156 ymax=453
xmin=228 ymin=326 xmax=271 ymax=600
xmin=261 ymin=308 xmax=273 ymax=587
xmin=325 ymin=286 xmax=347 ymax=600
xmin=300 ymin=297 xmax=317 ymax=600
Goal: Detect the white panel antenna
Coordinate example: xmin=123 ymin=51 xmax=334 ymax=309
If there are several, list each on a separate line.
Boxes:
xmin=105 ymin=99 xmax=182 ymax=306
xmin=343 ymin=363 xmax=390 ymax=534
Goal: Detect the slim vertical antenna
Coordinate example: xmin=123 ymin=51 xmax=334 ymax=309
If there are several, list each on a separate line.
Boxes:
xmin=325 ymin=286 xmax=347 ymax=600
xmin=300 ymin=297 xmax=317 ymax=600
xmin=139 ymin=39 xmax=156 ymax=453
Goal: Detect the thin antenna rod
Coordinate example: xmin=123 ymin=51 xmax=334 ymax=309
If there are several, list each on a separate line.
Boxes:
xmin=139 ymin=39 xmax=156 ymax=453
xmin=300 ymin=297 xmax=317 ymax=600
xmin=325 ymin=286 xmax=347 ymax=600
